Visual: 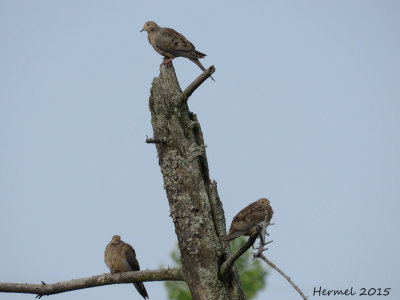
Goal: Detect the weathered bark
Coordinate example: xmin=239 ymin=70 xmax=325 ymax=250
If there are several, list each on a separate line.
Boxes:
xmin=148 ymin=64 xmax=245 ymax=300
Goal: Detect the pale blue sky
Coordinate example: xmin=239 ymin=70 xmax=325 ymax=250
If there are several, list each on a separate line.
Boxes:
xmin=1 ymin=1 xmax=399 ymax=299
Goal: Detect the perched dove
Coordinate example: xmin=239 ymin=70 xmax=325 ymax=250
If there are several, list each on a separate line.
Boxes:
xmin=104 ymin=235 xmax=149 ymax=299
xmin=140 ymin=21 xmax=215 ymax=81
xmin=222 ymin=198 xmax=273 ymax=243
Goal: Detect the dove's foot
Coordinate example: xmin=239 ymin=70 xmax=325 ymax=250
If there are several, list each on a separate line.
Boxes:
xmin=161 ymin=57 xmax=174 ymax=65
xmin=35 ymin=281 xmax=47 ymax=299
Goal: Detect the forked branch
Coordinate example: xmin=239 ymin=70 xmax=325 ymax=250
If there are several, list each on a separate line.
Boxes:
xmin=179 ymin=65 xmax=215 ymax=102
xmin=0 ymin=268 xmax=182 ymax=297
xmin=219 ymin=222 xmax=273 ymax=278
xmin=219 ymin=232 xmax=258 ymax=278
xmin=220 ymin=228 xmax=307 ymax=300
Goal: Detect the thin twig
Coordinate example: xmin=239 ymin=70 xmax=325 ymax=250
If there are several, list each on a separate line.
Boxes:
xmin=145 ymin=135 xmax=166 ymax=144
xmin=259 ymin=255 xmax=308 ymax=300
xmin=0 ymin=268 xmax=182 ymax=297
xmin=253 ymin=240 xmax=273 ymax=258
xmin=179 ymin=65 xmax=215 ymax=102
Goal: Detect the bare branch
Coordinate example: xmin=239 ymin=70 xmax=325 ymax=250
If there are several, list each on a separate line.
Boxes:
xmin=219 ymin=232 xmax=258 ymax=279
xmin=259 ymin=255 xmax=308 ymax=300
xmin=145 ymin=135 xmax=166 ymax=144
xmin=179 ymin=66 xmax=215 ymax=102
xmin=0 ymin=268 xmax=182 ymax=297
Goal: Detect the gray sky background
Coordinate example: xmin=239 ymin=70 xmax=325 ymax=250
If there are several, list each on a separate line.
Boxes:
xmin=1 ymin=1 xmax=399 ymax=299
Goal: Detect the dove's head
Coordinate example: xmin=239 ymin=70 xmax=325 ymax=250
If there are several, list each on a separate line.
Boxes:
xmin=111 ymin=235 xmax=121 ymax=245
xmin=257 ymin=198 xmax=271 ymax=208
xmin=140 ymin=21 xmax=158 ymax=33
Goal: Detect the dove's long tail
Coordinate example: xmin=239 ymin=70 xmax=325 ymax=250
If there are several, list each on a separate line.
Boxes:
xmin=190 ymin=58 xmax=215 ymax=81
xmin=194 ymin=50 xmax=206 ymax=58
xmin=133 ymin=282 xmax=149 ymax=299
xmin=221 ymin=230 xmax=247 ymax=252
xmin=222 ymin=230 xmax=247 ymax=242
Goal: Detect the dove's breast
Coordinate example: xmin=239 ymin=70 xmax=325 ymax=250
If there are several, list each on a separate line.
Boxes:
xmin=105 ymin=245 xmax=129 ymax=272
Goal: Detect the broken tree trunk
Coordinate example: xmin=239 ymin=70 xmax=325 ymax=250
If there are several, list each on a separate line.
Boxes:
xmin=147 ymin=65 xmax=245 ymax=300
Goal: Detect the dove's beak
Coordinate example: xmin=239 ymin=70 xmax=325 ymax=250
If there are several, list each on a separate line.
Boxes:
xmin=140 ymin=29 xmax=144 ymax=32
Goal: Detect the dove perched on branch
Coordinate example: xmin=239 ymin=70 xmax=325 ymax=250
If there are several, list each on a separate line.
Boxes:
xmin=104 ymin=235 xmax=149 ymax=299
xmin=223 ymin=198 xmax=273 ymax=243
xmin=140 ymin=21 xmax=215 ymax=81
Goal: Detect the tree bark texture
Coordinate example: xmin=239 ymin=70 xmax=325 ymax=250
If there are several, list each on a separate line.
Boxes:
xmin=148 ymin=65 xmax=245 ymax=300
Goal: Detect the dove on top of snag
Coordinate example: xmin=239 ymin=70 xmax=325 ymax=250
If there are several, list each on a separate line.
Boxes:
xmin=141 ymin=21 xmax=215 ymax=81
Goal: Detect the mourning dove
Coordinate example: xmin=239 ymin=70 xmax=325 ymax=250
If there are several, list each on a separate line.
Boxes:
xmin=104 ymin=235 xmax=149 ymax=299
xmin=222 ymin=198 xmax=273 ymax=243
xmin=140 ymin=21 xmax=215 ymax=81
